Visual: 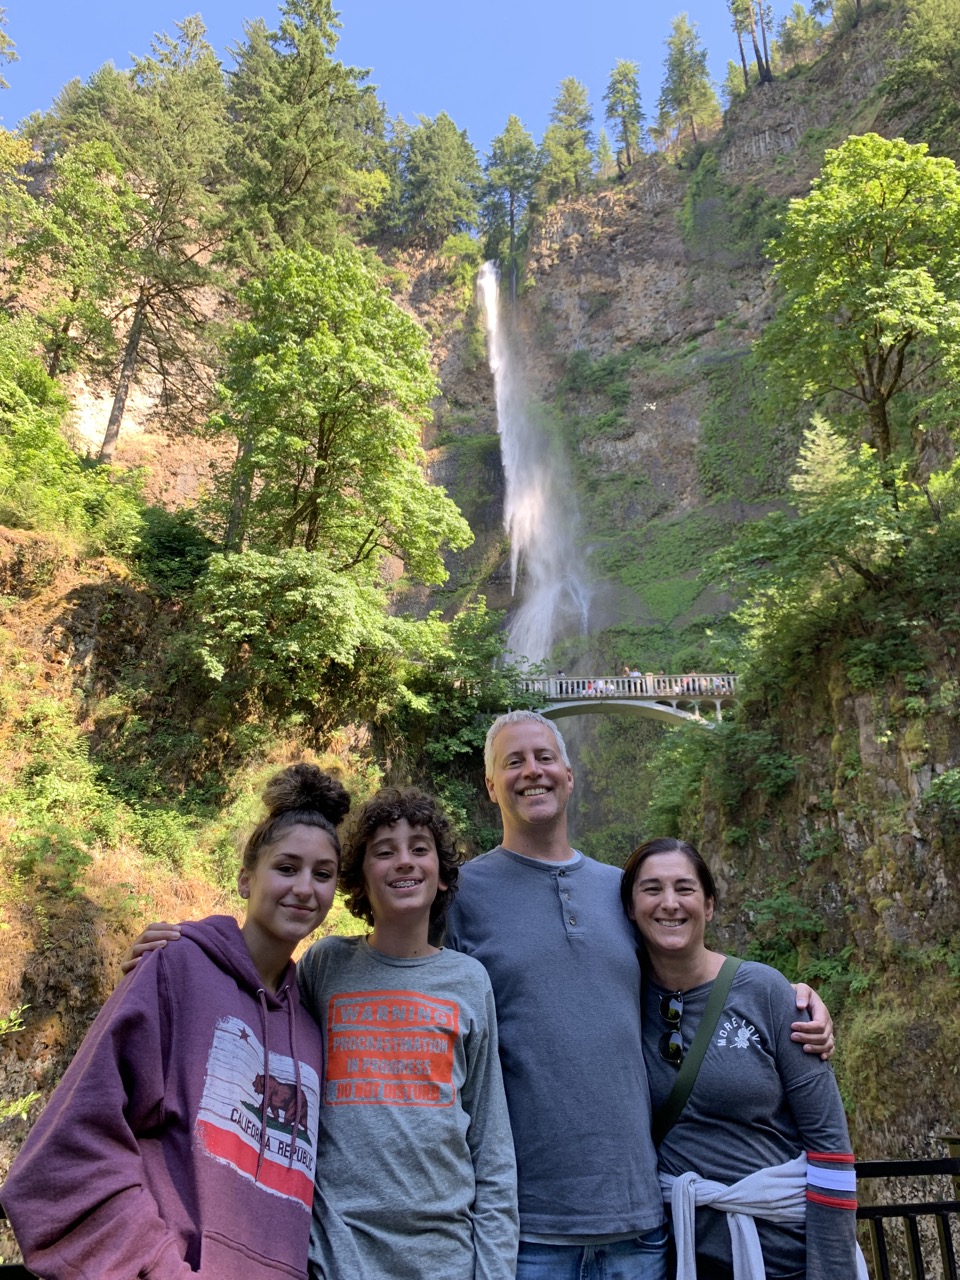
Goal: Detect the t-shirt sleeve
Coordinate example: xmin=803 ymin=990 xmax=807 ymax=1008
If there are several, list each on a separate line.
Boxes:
xmin=1 ymin=951 xmax=192 ymax=1280
xmin=459 ymin=970 xmax=519 ymax=1280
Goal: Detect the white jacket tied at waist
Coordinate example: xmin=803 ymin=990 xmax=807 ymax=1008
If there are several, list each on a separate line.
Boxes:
xmin=660 ymin=1153 xmax=869 ymax=1279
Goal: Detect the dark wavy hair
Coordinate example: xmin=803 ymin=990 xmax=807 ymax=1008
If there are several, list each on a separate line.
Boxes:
xmin=340 ymin=788 xmax=461 ymax=935
xmin=619 ymin=836 xmax=719 ymax=919
xmin=241 ymin=763 xmax=351 ymax=873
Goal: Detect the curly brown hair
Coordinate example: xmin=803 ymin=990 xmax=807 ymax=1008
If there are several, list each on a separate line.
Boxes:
xmin=340 ymin=788 xmax=461 ymax=935
xmin=241 ymin=763 xmax=351 ymax=873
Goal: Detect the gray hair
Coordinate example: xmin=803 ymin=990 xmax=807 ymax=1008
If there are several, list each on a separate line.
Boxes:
xmin=484 ymin=710 xmax=571 ymax=778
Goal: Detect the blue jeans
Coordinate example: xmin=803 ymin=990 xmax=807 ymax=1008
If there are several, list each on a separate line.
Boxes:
xmin=515 ymin=1226 xmax=669 ymax=1280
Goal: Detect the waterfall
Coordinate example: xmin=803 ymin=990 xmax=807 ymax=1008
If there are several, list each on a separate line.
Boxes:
xmin=477 ymin=261 xmax=590 ymax=667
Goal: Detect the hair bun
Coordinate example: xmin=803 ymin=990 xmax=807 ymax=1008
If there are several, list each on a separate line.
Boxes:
xmin=261 ymin=763 xmax=350 ymax=827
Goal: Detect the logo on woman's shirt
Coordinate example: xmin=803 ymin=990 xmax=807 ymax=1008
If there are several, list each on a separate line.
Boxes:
xmin=716 ymin=1016 xmax=761 ymax=1050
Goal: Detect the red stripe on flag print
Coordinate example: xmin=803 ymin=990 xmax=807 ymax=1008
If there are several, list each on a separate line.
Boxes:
xmin=196 ymin=1119 xmax=313 ymax=1207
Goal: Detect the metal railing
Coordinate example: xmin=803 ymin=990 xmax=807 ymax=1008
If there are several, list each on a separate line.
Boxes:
xmin=521 ymin=672 xmax=738 ymax=701
xmin=856 ymin=1140 xmax=960 ymax=1279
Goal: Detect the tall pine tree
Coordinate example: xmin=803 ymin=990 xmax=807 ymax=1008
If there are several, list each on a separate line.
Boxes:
xmin=223 ymin=0 xmax=384 ymax=269
xmin=603 ymin=60 xmax=644 ymax=174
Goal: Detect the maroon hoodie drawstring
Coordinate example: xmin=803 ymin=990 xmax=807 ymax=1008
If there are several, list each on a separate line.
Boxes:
xmin=286 ymin=989 xmax=303 ymax=1171
xmin=255 ymin=988 xmax=270 ymax=1181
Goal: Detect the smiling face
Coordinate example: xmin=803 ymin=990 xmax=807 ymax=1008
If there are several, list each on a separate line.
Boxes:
xmin=627 ymin=849 xmax=715 ymax=961
xmin=361 ymin=819 xmax=447 ymax=928
xmin=239 ymin=824 xmax=339 ymax=969
xmin=485 ymin=719 xmax=574 ymax=847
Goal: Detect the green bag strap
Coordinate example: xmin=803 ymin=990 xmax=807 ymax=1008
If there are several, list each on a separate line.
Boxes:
xmin=650 ymin=956 xmax=743 ymax=1148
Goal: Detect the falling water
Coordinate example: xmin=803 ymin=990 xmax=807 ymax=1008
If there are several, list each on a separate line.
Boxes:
xmin=477 ymin=261 xmax=590 ymax=666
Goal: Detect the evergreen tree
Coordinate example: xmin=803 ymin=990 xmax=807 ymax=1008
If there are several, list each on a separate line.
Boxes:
xmin=721 ymin=59 xmax=748 ymax=107
xmin=484 ymin=115 xmax=539 ymax=261
xmin=603 ymin=59 xmax=644 ymax=174
xmin=223 ymin=0 xmax=384 ymax=269
xmin=657 ymin=14 xmax=721 ymax=148
xmin=595 ymin=129 xmax=616 ymax=180
xmin=401 ymin=113 xmax=481 ymax=248
xmin=728 ymin=0 xmax=773 ymax=85
xmin=32 ymin=18 xmax=230 ymax=463
xmin=884 ymin=0 xmax=960 ymax=147
xmin=540 ymin=77 xmax=594 ymax=198
xmin=778 ymin=3 xmax=823 ymax=66
xmin=370 ymin=114 xmax=412 ymax=240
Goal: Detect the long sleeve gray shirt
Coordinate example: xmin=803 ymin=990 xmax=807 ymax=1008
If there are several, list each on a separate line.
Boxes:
xmin=445 ymin=847 xmax=663 ymax=1239
xmin=298 ymin=936 xmax=518 ymax=1280
xmin=642 ymin=961 xmax=858 ymax=1279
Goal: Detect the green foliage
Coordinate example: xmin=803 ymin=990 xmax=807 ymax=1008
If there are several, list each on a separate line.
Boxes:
xmin=388 ymin=599 xmax=542 ymax=849
xmin=0 ymin=316 xmax=143 ymax=555
xmin=596 ymin=510 xmax=728 ymax=621
xmin=223 ymin=0 xmax=384 ymax=267
xmin=0 ymin=6 xmax=16 ymax=88
xmin=697 ymin=349 xmax=799 ymax=500
xmin=539 ymin=78 xmax=594 ymax=199
xmin=884 ymin=0 xmax=960 ymax=150
xmin=656 ymin=13 xmax=721 ymax=151
xmin=2 ymin=697 xmax=115 ymax=895
xmin=921 ymin=767 xmax=960 ymax=813
xmin=643 ymin=724 xmax=717 ymax=836
xmin=135 ymin=507 xmax=216 ymax=597
xmin=603 ymin=60 xmax=644 ymax=172
xmin=778 ymin=2 xmax=825 ymax=67
xmin=399 ymin=113 xmax=481 ymax=249
xmin=710 ymin=417 xmax=960 ymax=695
xmin=643 ymin=717 xmax=799 ymax=838
xmin=34 ymin=17 xmax=230 ymax=460
xmin=12 ymin=141 xmax=143 ymax=378
xmin=577 ymin=716 xmax=666 ymax=861
xmin=678 ymin=150 xmax=785 ymax=266
xmin=209 ymin=245 xmax=471 ymax=580
xmin=742 ymin=885 xmax=822 ymax=972
xmin=191 ymin=548 xmax=435 ymax=729
xmin=483 ymin=114 xmax=539 ymax=264
xmin=439 ymin=230 xmax=483 ymax=306
xmin=759 ymin=134 xmax=960 ymax=465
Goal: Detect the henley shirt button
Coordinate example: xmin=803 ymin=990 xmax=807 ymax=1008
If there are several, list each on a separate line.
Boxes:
xmin=568 ymin=916 xmax=576 ymax=925
xmin=564 ymin=891 xmax=570 ymax=900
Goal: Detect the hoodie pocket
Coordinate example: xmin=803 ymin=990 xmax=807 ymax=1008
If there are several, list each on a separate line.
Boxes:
xmin=198 ymin=1229 xmax=308 ymax=1279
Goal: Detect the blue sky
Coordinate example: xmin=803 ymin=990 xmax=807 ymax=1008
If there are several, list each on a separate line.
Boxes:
xmin=2 ymin=1 xmax=751 ymax=155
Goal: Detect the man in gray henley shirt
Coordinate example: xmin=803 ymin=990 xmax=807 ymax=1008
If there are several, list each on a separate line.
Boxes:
xmin=445 ymin=710 xmax=832 ymax=1280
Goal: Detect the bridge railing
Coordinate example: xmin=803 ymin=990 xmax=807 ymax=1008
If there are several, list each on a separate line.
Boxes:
xmin=520 ymin=673 xmax=738 ymax=701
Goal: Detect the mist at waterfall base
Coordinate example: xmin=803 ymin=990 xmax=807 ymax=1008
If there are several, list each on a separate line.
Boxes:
xmin=477 ymin=262 xmax=590 ymax=669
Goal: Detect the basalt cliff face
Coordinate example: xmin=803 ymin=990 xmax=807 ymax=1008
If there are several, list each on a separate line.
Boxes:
xmin=419 ymin=5 xmax=914 ymax=648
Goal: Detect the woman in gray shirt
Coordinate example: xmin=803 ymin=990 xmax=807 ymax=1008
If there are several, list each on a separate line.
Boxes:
xmin=620 ymin=837 xmax=862 ymax=1280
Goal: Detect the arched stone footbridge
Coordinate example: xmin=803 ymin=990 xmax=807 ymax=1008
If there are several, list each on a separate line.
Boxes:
xmin=519 ymin=674 xmax=737 ymax=727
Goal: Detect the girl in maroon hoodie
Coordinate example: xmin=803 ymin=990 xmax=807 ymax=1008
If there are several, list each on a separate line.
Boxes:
xmin=1 ymin=763 xmax=348 ymax=1280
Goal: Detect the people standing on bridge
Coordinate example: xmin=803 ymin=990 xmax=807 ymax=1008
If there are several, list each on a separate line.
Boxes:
xmin=445 ymin=710 xmax=834 ymax=1280
xmin=2 ymin=763 xmax=345 ymax=1280
xmin=620 ymin=837 xmax=863 ymax=1280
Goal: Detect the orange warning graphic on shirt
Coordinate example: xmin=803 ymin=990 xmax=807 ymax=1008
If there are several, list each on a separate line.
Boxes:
xmin=325 ymin=989 xmax=458 ymax=1107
